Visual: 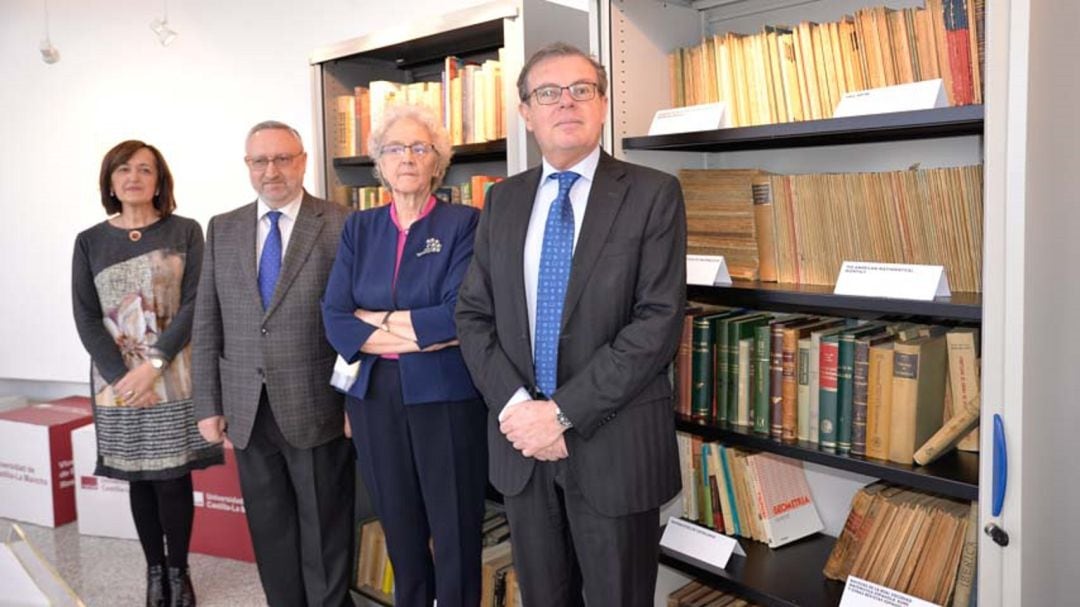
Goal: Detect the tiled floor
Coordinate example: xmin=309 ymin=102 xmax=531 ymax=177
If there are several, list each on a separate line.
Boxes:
xmin=2 ymin=517 xmax=267 ymax=606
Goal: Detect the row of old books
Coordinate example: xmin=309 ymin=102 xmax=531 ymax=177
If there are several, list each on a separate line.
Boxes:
xmin=345 ymin=175 xmax=502 ymax=211
xmin=669 ymin=0 xmax=984 ymax=126
xmin=677 ymin=433 xmax=824 ymax=548
xmin=824 ymin=483 xmax=978 ymax=606
xmin=355 ymin=506 xmax=519 ymax=606
xmin=666 ymin=580 xmax=761 ymax=606
xmin=333 ymin=53 xmax=505 ymax=158
xmin=674 ymin=306 xmax=980 ymax=465
xmin=680 ymin=165 xmax=983 ymax=293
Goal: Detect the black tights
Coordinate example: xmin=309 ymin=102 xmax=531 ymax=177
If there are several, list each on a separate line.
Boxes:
xmin=128 ymin=474 xmax=195 ymax=569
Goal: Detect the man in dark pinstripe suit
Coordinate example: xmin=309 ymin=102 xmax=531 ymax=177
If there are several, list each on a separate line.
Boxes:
xmin=191 ymin=121 xmax=353 ymax=606
xmin=456 ymin=43 xmax=687 ymax=606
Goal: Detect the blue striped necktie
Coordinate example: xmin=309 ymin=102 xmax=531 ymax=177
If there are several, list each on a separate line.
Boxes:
xmin=534 ymin=171 xmax=580 ymax=397
xmin=258 ymin=210 xmax=282 ymax=310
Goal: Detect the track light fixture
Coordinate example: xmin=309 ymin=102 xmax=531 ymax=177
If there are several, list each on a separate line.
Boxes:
xmin=39 ymin=0 xmax=59 ymax=64
xmin=149 ymin=0 xmax=178 ymax=46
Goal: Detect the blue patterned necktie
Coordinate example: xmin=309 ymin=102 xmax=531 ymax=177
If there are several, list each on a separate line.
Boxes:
xmin=258 ymin=210 xmax=282 ymax=310
xmin=534 ymin=171 xmax=581 ymax=397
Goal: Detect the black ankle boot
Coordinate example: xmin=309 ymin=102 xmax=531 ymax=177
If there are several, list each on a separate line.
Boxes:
xmin=167 ymin=566 xmax=196 ymax=607
xmin=146 ymin=564 xmax=169 ymax=607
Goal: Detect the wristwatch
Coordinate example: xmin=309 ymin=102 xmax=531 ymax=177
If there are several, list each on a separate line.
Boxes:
xmin=147 ymin=351 xmax=168 ymax=371
xmin=554 ymin=406 xmax=574 ymax=429
xmin=379 ymin=310 xmax=393 ymax=332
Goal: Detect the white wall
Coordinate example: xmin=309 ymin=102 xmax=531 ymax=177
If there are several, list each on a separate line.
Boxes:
xmin=0 ymin=0 xmax=486 ymax=385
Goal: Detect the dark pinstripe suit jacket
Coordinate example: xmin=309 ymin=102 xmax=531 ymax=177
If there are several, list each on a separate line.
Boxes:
xmin=456 ymin=152 xmax=686 ymax=517
xmin=191 ymin=193 xmax=349 ymax=450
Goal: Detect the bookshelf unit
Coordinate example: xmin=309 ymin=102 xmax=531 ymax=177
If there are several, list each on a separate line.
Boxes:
xmin=308 ymin=0 xmax=590 ymax=205
xmin=591 ymin=0 xmax=1008 ymax=604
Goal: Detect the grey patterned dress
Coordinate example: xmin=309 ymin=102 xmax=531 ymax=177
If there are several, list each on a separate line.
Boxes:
xmin=72 ymin=214 xmax=223 ymax=480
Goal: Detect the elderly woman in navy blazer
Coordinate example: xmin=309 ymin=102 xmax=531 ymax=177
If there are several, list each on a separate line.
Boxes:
xmin=322 ymin=103 xmax=486 ymax=607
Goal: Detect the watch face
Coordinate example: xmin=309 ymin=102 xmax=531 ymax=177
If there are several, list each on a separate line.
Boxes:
xmin=150 ymin=357 xmax=165 ymax=370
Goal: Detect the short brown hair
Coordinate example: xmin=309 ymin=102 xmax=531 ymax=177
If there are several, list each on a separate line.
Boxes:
xmin=517 ymin=42 xmax=608 ymax=102
xmin=98 ymin=140 xmax=176 ymax=217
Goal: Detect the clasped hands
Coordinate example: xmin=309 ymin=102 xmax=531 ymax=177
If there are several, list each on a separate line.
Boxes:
xmin=112 ymin=361 xmax=161 ymax=408
xmin=500 ymin=400 xmax=568 ymax=462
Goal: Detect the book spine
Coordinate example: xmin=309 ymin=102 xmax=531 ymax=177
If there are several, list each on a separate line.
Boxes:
xmin=753 ymin=324 xmax=772 ymax=434
xmin=809 ymin=335 xmax=823 ymax=444
xmin=691 ymin=318 xmax=713 ymax=420
xmin=836 ymin=335 xmax=857 ymax=453
xmin=781 ymin=329 xmax=800 ymax=441
xmin=717 ymin=319 xmax=731 ymax=423
xmin=889 ymin=348 xmax=920 ymax=465
xmin=851 ymin=340 xmax=872 ymax=457
xmin=819 ymin=338 xmax=840 ymax=450
xmin=866 ymin=345 xmax=894 ymax=460
xmin=769 ymin=324 xmax=786 ymax=439
xmin=797 ymin=338 xmax=812 ymax=441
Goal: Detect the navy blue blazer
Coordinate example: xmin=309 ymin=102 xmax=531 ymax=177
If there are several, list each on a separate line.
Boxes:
xmin=322 ymin=201 xmax=480 ymax=404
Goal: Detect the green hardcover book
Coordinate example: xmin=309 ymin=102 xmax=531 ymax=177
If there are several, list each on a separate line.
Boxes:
xmin=708 ymin=310 xmax=742 ymax=420
xmin=716 ymin=312 xmax=762 ymax=423
xmin=809 ymin=323 xmax=851 ymax=445
xmin=690 ymin=316 xmax=714 ymax=420
xmin=837 ymin=324 xmax=888 ymax=453
xmin=753 ymin=324 xmax=772 ymax=434
xmin=708 ymin=308 xmax=743 ymax=419
xmin=727 ymin=314 xmax=770 ymax=423
xmin=818 ymin=333 xmax=841 ymax=450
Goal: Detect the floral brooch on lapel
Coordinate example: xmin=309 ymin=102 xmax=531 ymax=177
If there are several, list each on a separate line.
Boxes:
xmin=416 ymin=237 xmax=442 ymax=257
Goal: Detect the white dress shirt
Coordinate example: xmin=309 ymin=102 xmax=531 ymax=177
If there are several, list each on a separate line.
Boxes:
xmin=500 ymin=146 xmax=602 ymax=419
xmin=255 ymin=193 xmax=303 ymax=269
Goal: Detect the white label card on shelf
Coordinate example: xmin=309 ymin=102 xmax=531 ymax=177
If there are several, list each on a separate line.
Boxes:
xmin=660 ymin=517 xmax=745 ymax=570
xmin=648 ymin=102 xmax=729 ymax=136
xmin=833 ymin=261 xmax=950 ymax=301
xmin=839 ymin=576 xmax=942 ymax=607
xmin=833 ymin=79 xmax=947 ymax=118
xmin=687 ymin=255 xmax=733 ymax=286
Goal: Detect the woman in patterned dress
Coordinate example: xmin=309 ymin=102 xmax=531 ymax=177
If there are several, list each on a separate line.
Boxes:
xmin=71 ymin=140 xmax=223 ymax=607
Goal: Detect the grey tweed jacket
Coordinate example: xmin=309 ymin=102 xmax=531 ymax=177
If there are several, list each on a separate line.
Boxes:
xmin=191 ymin=193 xmax=349 ymax=450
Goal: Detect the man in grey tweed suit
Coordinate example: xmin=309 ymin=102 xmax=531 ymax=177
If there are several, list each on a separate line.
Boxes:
xmin=191 ymin=121 xmax=353 ymax=607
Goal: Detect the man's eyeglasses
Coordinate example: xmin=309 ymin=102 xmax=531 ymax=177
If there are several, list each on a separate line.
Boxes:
xmin=529 ymin=82 xmax=599 ymax=105
xmin=380 ymin=142 xmax=436 ymax=158
xmin=245 ymin=153 xmax=302 ymax=171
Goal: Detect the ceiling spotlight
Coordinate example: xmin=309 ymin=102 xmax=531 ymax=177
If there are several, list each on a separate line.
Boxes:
xmin=149 ymin=17 xmax=178 ymax=46
xmin=40 ymin=39 xmax=60 ymax=64
xmin=149 ymin=0 xmax=177 ymax=46
xmin=39 ymin=0 xmax=59 ymax=65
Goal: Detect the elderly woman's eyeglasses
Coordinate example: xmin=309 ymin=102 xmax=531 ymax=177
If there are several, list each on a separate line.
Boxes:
xmin=380 ymin=142 xmax=436 ymax=158
xmin=529 ymin=82 xmax=599 ymax=105
xmin=245 ymin=153 xmax=302 ymax=171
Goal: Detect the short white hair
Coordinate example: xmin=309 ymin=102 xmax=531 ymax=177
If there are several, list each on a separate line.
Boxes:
xmin=368 ymin=104 xmax=453 ymax=191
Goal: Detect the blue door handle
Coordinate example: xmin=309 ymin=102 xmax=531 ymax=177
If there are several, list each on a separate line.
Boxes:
xmin=992 ymin=413 xmax=1007 ymax=517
